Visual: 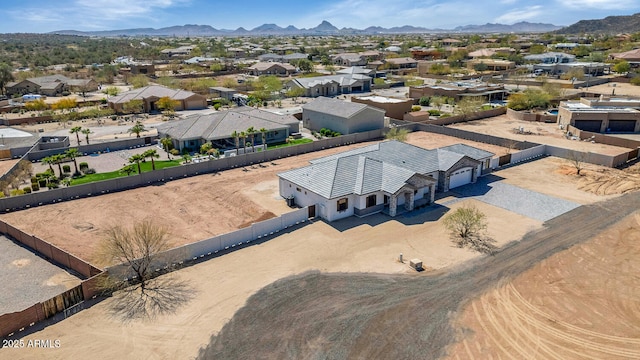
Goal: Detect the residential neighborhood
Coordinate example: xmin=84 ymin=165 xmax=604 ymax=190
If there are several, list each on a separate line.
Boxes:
xmin=0 ymin=7 xmax=640 ymax=360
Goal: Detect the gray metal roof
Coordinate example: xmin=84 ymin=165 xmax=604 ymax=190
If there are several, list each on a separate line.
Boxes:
xmin=291 ymin=74 xmax=371 ymax=89
xmin=438 ymin=143 xmax=494 ymax=161
xmin=302 ymin=97 xmax=383 ymax=119
xmin=155 ymin=108 xmax=298 ymax=141
xmin=281 ymin=140 xmax=489 ymax=199
xmin=279 ymin=151 xmax=418 ymax=199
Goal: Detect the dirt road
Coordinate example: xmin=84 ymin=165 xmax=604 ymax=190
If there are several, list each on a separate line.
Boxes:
xmin=197 ymin=191 xmax=640 ymax=359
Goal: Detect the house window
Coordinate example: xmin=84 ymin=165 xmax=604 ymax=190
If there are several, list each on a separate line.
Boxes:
xmin=366 ymin=194 xmax=376 ymax=208
xmin=384 ymin=195 xmax=389 ymax=204
xmin=337 ymin=198 xmax=348 ymax=212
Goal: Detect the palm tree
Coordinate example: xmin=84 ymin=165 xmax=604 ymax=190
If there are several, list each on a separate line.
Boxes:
xmin=160 ymin=136 xmax=173 ymax=159
xmin=246 ymin=126 xmax=256 ymax=152
xmin=41 ymin=156 xmax=55 ymax=174
xmin=52 ymin=154 xmax=65 ymax=178
xmin=70 ymin=126 xmax=82 ymax=145
xmin=120 ymin=165 xmax=136 ymax=176
xmin=81 ymin=128 xmax=92 ymax=145
xmin=231 ymin=130 xmax=240 ymax=152
xmin=259 ymin=127 xmax=268 ymax=148
xmin=143 ymin=149 xmax=159 ymax=170
xmin=65 ymin=148 xmax=81 ymax=175
xmin=239 ymin=131 xmax=247 ymax=153
xmin=128 ymin=121 xmax=146 ymax=138
xmin=129 ymin=154 xmax=144 ymax=174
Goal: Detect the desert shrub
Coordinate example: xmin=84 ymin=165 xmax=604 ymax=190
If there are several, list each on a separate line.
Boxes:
xmin=31 ymin=184 xmax=40 ymax=191
xmin=0 ymin=192 xmax=5 ymax=198
xmin=630 ymin=76 xmax=640 ymax=86
xmin=170 ymin=149 xmax=180 ymax=156
xmin=214 ymin=103 xmax=221 ymax=110
xmin=411 ymin=105 xmax=421 ymax=112
xmin=38 ymin=179 xmax=47 ymax=187
xmin=84 ymin=168 xmax=96 ymax=174
xmin=22 ymin=187 xmax=31 ymax=194
xmin=419 ymin=96 xmax=431 ymax=106
xmin=79 ymin=162 xmax=89 ymax=171
xmin=428 ymin=109 xmax=441 ymax=116
xmin=31 ymin=176 xmax=37 ymax=184
xmin=332 ymin=131 xmax=341 ymax=137
xmin=10 ymin=189 xmax=25 ymax=196
xmin=62 ymin=165 xmax=71 ymax=173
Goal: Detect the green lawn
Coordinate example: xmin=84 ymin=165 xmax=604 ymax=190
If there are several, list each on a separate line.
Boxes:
xmin=267 ymin=138 xmax=313 ymax=149
xmin=70 ymin=159 xmax=181 ymax=185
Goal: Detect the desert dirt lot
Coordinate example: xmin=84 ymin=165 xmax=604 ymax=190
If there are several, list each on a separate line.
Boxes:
xmin=5 ymin=197 xmax=541 ymax=360
xmin=445 ymin=212 xmax=640 ymax=360
xmin=450 ymin=114 xmax=631 ymax=156
xmin=4 ymin=129 xmax=634 ymax=266
xmin=4 ymin=139 xmax=639 ymax=359
xmin=0 ymin=132 xmax=512 ymax=265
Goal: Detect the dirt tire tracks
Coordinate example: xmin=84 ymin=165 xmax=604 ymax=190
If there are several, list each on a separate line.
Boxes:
xmin=197 ymin=192 xmax=640 ymax=360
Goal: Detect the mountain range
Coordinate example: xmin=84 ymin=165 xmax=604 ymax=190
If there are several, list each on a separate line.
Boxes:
xmin=50 ymin=20 xmax=562 ymax=37
xmin=556 ymin=12 xmax=640 ymax=34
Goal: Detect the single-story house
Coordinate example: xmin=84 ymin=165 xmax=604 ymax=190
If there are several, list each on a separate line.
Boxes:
xmin=108 ymin=85 xmax=207 ymax=113
xmin=155 ymin=107 xmax=300 ymax=152
xmin=609 ymin=48 xmax=640 ymax=66
xmin=383 ymin=57 xmax=418 ymax=69
xmin=332 ymin=53 xmax=367 ymax=66
xmin=351 ymin=96 xmax=413 ymax=120
xmin=336 ymin=66 xmax=376 ymax=77
xmin=302 ymin=97 xmax=385 ymax=135
xmin=558 ymin=96 xmax=640 ymax=133
xmin=246 ymin=62 xmax=296 ymax=76
xmin=6 ymin=74 xmax=98 ymax=97
xmin=161 ymin=46 xmax=194 ymax=57
xmin=278 ymin=140 xmax=493 ymax=221
xmin=286 ymin=74 xmax=372 ymax=98
xmin=409 ymin=80 xmax=508 ymax=102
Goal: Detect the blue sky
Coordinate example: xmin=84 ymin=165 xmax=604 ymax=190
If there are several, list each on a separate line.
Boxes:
xmin=0 ymin=0 xmax=639 ymax=33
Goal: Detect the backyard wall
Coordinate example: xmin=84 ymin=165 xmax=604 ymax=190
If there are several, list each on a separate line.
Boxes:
xmin=403 ymin=107 xmax=506 ymax=124
xmin=0 ymin=130 xmax=383 ymax=213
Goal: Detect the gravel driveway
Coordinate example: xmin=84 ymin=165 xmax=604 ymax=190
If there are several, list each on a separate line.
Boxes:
xmin=448 ymin=174 xmax=581 ymax=222
xmin=0 ymin=236 xmax=81 ymax=315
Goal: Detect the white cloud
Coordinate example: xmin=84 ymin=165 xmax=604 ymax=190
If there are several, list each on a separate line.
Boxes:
xmin=73 ymin=0 xmax=190 ymax=21
xmin=558 ymin=0 xmax=637 ymax=9
xmin=494 ymin=6 xmax=544 ymax=24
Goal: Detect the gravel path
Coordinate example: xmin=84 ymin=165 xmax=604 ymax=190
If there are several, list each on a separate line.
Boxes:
xmin=448 ymin=174 xmax=581 ymax=222
xmin=0 ymin=236 xmax=81 ymax=315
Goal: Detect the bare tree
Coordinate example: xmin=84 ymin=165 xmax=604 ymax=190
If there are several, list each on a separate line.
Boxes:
xmin=568 ymin=150 xmax=588 ymax=175
xmin=443 ymin=205 xmax=496 ymax=254
xmin=97 ymin=220 xmax=194 ymax=320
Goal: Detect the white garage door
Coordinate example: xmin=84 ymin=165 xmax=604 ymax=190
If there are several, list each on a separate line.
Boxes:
xmin=449 ymin=167 xmax=473 ymax=189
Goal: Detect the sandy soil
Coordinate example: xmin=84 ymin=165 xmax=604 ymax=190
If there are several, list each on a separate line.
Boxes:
xmin=446 ymin=212 xmax=640 ymax=359
xmin=587 ymin=82 xmax=640 ymax=97
xmin=0 ymin=142 xmax=378 ymax=264
xmin=0 ymin=159 xmax=19 ymax=177
xmin=450 ymin=114 xmax=632 ymax=156
xmin=1 ymin=132 xmax=620 ymax=266
xmin=0 ymin=133 xmax=510 ymax=265
xmin=6 ymin=198 xmax=540 ymax=360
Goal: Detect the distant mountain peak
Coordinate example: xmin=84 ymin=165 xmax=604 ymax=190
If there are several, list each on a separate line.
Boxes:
xmin=49 ymin=20 xmax=562 ymax=37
